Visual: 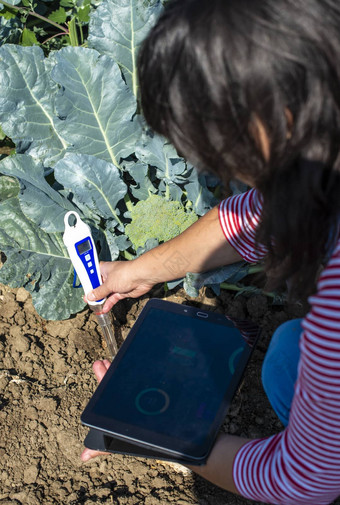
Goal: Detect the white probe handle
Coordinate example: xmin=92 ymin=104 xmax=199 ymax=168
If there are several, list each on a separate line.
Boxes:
xmin=63 ymin=211 xmax=105 ymax=306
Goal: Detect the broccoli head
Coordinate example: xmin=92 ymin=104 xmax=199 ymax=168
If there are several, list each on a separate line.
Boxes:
xmin=125 ymin=194 xmax=198 ymax=250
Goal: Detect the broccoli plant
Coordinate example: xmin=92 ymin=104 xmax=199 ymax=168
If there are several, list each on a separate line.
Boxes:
xmin=125 ymin=195 xmax=198 ymax=250
xmin=0 ymin=0 xmax=256 ymax=321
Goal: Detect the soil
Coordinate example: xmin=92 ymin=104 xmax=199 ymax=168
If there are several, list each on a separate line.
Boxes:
xmin=1 ymin=280 xmax=339 ymax=505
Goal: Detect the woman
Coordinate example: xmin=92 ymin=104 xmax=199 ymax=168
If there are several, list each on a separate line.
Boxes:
xmin=81 ymin=1 xmax=340 ymax=503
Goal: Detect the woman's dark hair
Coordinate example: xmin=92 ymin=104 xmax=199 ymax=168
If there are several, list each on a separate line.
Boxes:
xmin=138 ymin=0 xmax=340 ymax=299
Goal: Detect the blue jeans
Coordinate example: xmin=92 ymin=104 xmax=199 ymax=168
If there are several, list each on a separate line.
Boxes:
xmin=261 ymin=319 xmax=303 ymax=427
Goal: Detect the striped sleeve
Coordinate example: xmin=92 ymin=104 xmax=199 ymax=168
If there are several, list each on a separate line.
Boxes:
xmin=233 ymin=238 xmax=340 ymax=505
xmin=218 ymin=188 xmax=267 ymax=263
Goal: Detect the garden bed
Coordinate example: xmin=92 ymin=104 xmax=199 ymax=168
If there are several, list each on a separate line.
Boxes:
xmin=0 ymin=279 xmax=320 ymax=505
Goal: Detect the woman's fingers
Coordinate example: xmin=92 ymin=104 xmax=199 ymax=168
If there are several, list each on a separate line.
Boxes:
xmin=80 ymin=360 xmax=111 ymax=463
xmin=81 ymin=448 xmax=108 ymax=462
xmin=93 ymin=359 xmax=111 ymax=382
xmin=102 ymin=293 xmax=124 ymax=313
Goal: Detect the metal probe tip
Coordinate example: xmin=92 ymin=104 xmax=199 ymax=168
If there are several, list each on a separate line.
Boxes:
xmin=89 ymin=303 xmax=118 ymax=357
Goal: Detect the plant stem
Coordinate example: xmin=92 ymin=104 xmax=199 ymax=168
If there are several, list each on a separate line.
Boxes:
xmin=78 ymin=20 xmax=84 ymax=45
xmin=0 ymin=0 xmax=68 ymax=32
xmin=220 ymin=282 xmax=245 ymax=292
xmin=42 ymin=32 xmax=68 ymax=45
xmin=164 ymin=157 xmax=170 ymax=200
xmin=248 ymin=264 xmax=264 ymax=275
xmin=121 ymin=250 xmax=135 ymax=260
xmin=124 ymin=193 xmax=133 ymax=212
xmin=220 ymin=281 xmax=277 ymax=300
xmin=68 ymin=16 xmax=79 ymax=46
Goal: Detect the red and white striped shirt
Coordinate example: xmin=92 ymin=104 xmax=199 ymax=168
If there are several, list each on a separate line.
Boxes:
xmin=219 ymin=188 xmax=340 ymax=505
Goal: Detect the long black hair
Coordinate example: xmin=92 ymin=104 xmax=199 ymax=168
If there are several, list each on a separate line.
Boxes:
xmin=138 ymin=0 xmax=340 ymax=298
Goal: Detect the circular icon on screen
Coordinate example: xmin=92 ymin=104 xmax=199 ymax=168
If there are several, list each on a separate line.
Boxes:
xmin=135 ymin=388 xmax=170 ymax=415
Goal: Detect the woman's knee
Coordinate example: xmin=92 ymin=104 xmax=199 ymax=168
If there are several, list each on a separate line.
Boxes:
xmin=261 ymin=319 xmax=303 ymax=426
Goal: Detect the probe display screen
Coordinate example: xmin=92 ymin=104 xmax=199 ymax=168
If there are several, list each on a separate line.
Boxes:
xmin=77 ymin=239 xmax=91 ymax=255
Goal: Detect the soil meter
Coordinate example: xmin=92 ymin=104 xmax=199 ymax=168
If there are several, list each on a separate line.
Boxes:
xmin=63 ymin=211 xmax=118 ymax=357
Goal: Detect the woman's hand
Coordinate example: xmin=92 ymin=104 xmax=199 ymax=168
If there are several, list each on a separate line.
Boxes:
xmin=81 ymin=360 xmax=111 ymax=462
xmin=85 ymin=260 xmax=157 ymax=313
xmin=85 ymin=205 xmax=243 ymax=314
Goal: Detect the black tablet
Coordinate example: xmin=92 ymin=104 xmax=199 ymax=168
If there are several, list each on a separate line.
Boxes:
xmin=81 ymin=298 xmax=259 ymax=463
xmin=84 ymin=428 xmax=203 ymax=465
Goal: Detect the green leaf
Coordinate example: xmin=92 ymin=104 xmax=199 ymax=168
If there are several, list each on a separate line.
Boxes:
xmin=1 ymin=0 xmax=21 ymax=5
xmin=0 ymin=196 xmax=85 ymax=320
xmin=0 ymin=174 xmax=20 ymax=200
xmin=0 ymin=16 xmax=22 ymax=42
xmin=20 ymin=27 xmax=38 ymax=46
xmin=0 ymin=154 xmax=75 ymax=232
xmin=103 ymin=228 xmax=121 ymax=260
xmin=122 ymin=159 xmax=156 ymax=200
xmin=0 ymin=45 xmax=68 ymax=167
xmin=88 ymin=0 xmax=163 ymax=96
xmin=0 ymin=124 xmax=5 ymax=140
xmin=48 ymin=7 xmax=67 ymax=24
xmin=51 ymin=46 xmax=142 ymax=167
xmin=60 ymin=0 xmax=75 ymax=7
xmin=184 ymin=170 xmax=218 ymax=216
xmin=77 ymin=4 xmax=90 ymax=22
xmin=135 ymin=133 xmax=190 ymax=200
xmin=183 ymin=262 xmax=252 ymax=298
xmin=54 ymin=153 xmax=127 ymax=227
xmin=0 ymin=6 xmax=19 ymax=20
xmin=136 ymin=134 xmax=187 ymax=183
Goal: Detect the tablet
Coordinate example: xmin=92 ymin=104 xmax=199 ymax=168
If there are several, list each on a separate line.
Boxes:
xmin=81 ymin=298 xmax=259 ymax=463
xmin=84 ymin=428 xmax=203 ymax=465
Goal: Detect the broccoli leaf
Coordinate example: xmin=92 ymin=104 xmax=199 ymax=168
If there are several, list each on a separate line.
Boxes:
xmin=0 ymin=154 xmax=75 ymax=233
xmin=0 ymin=195 xmax=85 ymax=320
xmin=0 ymin=45 xmax=68 ymax=167
xmin=183 ymin=262 xmax=252 ymax=297
xmin=0 ymin=174 xmax=20 ymax=200
xmin=122 ymin=159 xmax=156 ymax=200
xmin=135 ymin=134 xmax=190 ymax=200
xmin=136 ymin=134 xmax=187 ymax=183
xmin=51 ymin=47 xmax=141 ymax=168
xmin=184 ymin=170 xmax=218 ymax=216
xmin=88 ymin=0 xmax=163 ymax=96
xmin=135 ymin=134 xmax=217 ymax=213
xmin=104 ymin=228 xmax=127 ymax=260
xmin=0 ymin=17 xmax=23 ymax=45
xmin=0 ymin=0 xmax=227 ymax=321
xmin=136 ymin=237 xmax=159 ymax=256
xmin=54 ymin=153 xmax=127 ymax=228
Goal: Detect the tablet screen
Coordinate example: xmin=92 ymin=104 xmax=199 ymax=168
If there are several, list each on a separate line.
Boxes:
xmin=82 ymin=300 xmax=258 ymax=459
